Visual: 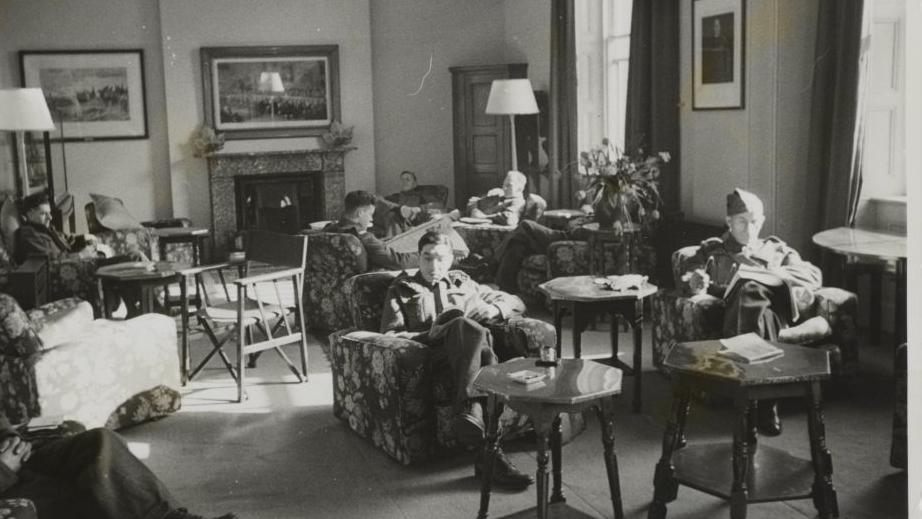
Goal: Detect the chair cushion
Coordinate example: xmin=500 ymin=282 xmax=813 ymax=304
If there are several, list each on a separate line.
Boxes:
xmin=202 ymin=300 xmax=287 ymax=325
xmin=0 ymin=293 xmax=43 ymax=359
xmin=89 ymin=193 xmax=141 ymax=231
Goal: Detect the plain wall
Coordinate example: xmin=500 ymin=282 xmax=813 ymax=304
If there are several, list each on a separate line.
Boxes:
xmin=369 ymin=0 xmax=508 ymax=203
xmin=679 ymin=0 xmax=819 ymax=256
xmin=0 ymin=0 xmax=171 ymax=234
xmin=159 ymin=0 xmax=375 ymax=229
xmin=504 ymin=0 xmax=551 ymax=91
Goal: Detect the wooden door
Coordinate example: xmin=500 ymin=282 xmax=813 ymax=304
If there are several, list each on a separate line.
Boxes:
xmin=450 ymin=64 xmax=527 ymax=208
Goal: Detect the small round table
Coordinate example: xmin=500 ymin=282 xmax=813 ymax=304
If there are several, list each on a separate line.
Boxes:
xmin=95 ymin=261 xmax=189 ymax=318
xmin=650 ymin=340 xmax=837 ymax=519
xmin=474 ymin=358 xmax=624 ymax=519
xmin=539 ymin=275 xmax=657 ymax=412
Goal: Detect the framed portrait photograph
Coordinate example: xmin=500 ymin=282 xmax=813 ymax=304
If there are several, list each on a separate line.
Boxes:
xmin=19 ymin=49 xmax=149 ymax=141
xmin=692 ymin=0 xmax=745 ymax=110
xmin=200 ymin=45 xmax=340 ymax=140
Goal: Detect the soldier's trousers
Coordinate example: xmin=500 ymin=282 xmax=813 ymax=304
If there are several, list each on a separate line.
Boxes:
xmin=722 ymin=279 xmax=791 ymax=340
xmin=425 ymin=316 xmax=499 ymax=413
xmin=494 ymin=220 xmax=569 ymax=293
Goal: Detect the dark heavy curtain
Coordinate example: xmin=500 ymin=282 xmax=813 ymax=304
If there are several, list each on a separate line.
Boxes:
xmin=548 ymin=0 xmax=578 ymax=209
xmin=624 ymin=0 xmax=680 ymax=213
xmin=807 ymin=0 xmax=866 ymax=230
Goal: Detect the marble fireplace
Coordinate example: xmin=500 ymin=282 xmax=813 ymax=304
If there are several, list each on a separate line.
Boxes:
xmin=206 ymin=149 xmax=351 ymax=258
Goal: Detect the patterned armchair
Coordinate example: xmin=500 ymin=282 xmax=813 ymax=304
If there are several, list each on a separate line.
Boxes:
xmin=329 ymin=270 xmax=584 ymax=465
xmin=84 ymin=202 xmax=195 ymax=264
xmin=0 ymin=499 xmax=35 ymax=519
xmin=303 ymin=232 xmax=368 ymax=333
xmin=650 ymin=245 xmax=859 ymax=375
xmin=0 ymin=293 xmax=182 ymax=429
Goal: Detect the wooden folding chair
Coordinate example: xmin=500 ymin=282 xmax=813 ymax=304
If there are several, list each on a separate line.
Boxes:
xmin=179 ymin=231 xmax=308 ymax=402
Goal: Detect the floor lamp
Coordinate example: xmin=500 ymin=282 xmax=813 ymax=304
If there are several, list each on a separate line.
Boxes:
xmin=0 ymin=88 xmax=55 ymax=194
xmin=485 ymin=79 xmax=539 ymax=171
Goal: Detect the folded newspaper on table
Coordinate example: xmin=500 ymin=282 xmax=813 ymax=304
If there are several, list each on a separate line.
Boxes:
xmin=605 ymin=274 xmax=648 ymax=292
xmin=717 ymin=332 xmax=785 ymax=364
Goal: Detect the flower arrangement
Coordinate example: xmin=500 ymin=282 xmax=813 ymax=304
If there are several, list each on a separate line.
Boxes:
xmin=575 ymin=138 xmax=670 ymax=231
xmin=190 ymin=125 xmax=225 ymax=158
xmin=321 ymin=120 xmax=354 ymax=148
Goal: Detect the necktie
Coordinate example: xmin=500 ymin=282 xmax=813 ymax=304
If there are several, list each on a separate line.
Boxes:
xmin=433 ymin=280 xmax=448 ymax=314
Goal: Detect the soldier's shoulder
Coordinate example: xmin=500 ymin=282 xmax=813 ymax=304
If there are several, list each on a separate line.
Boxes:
xmin=448 ymin=270 xmax=472 ymax=286
xmin=763 ymin=235 xmax=789 ymax=248
xmin=697 ymin=236 xmax=726 ymax=251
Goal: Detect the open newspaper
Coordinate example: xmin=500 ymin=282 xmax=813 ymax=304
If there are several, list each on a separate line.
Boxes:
xmin=722 ymin=261 xmax=801 ymax=322
xmin=717 ymin=332 xmax=785 ymax=364
xmin=383 ymin=215 xmax=468 ymax=255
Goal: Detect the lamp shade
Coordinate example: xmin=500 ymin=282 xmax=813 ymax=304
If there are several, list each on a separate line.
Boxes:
xmin=258 ymin=72 xmax=285 ymax=93
xmin=485 ymin=79 xmax=539 ymax=115
xmin=0 ymin=88 xmax=55 ymax=131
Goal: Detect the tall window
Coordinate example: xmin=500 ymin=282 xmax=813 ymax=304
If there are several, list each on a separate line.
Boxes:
xmin=575 ymin=0 xmax=633 ymax=152
xmin=861 ymin=0 xmax=905 ymax=199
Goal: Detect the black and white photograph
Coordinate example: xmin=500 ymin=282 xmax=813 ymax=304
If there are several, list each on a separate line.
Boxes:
xmin=19 ymin=50 xmax=148 ymax=140
xmin=692 ymin=0 xmax=745 ymax=109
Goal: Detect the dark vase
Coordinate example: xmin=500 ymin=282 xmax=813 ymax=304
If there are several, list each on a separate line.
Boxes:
xmin=592 ymin=193 xmax=632 ymax=230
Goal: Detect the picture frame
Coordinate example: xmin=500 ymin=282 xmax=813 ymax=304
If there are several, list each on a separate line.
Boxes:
xmin=200 ymin=45 xmax=341 ymax=140
xmin=692 ymin=0 xmax=745 ymax=110
xmin=19 ymin=49 xmax=149 ymax=141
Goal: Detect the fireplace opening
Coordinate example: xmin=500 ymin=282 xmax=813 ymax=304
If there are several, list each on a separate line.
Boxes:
xmin=234 ymin=172 xmax=324 ymax=235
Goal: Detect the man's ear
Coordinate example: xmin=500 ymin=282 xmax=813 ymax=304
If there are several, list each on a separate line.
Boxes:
xmin=725 ymin=216 xmax=733 ymax=228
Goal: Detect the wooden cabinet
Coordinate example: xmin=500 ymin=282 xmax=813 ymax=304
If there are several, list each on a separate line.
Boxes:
xmin=450 ymin=63 xmax=527 ymax=208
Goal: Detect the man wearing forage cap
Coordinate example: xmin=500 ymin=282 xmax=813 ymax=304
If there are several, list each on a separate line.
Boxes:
xmin=682 ymin=188 xmax=827 ymax=435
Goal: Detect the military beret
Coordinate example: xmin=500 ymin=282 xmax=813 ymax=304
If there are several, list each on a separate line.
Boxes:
xmin=726 ymin=188 xmax=764 ymax=216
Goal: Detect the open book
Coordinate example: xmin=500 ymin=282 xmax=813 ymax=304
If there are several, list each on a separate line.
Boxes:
xmin=717 ymin=333 xmax=785 ymax=364
xmin=722 ymin=263 xmax=801 ymax=322
xmin=384 ymin=215 xmax=468 ymax=255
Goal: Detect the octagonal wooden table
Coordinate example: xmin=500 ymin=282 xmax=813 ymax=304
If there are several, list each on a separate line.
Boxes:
xmin=474 ymin=358 xmax=624 ymax=519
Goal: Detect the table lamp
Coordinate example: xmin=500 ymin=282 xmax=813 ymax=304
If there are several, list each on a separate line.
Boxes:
xmin=485 ymin=79 xmax=539 ymax=171
xmin=0 ymin=88 xmax=55 ymax=193
xmin=258 ymin=72 xmax=285 ymax=121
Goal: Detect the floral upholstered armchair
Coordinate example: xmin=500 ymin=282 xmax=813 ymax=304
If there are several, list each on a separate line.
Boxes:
xmin=303 ymin=232 xmax=369 ymax=334
xmin=650 ymin=245 xmax=859 ymax=376
xmin=0 ymin=293 xmax=181 ymax=430
xmin=328 ymin=270 xmax=584 ymax=465
xmin=0 ymin=499 xmax=35 ymax=519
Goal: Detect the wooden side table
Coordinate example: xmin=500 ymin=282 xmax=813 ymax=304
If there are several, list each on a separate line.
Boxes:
xmin=649 ymin=340 xmax=837 ymax=519
xmin=539 ymin=275 xmax=657 ymax=412
xmin=474 ymin=358 xmax=624 ymax=519
xmin=95 ymin=261 xmax=188 ymax=319
xmin=151 ymin=226 xmax=210 ymax=265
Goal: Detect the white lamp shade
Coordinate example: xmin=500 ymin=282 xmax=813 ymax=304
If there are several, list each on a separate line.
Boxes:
xmin=485 ymin=79 xmax=539 ymax=115
xmin=258 ymin=72 xmax=285 ymax=93
xmin=0 ymin=88 xmax=55 ymax=131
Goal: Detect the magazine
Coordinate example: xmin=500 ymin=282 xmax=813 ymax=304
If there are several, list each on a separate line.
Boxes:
xmin=716 ymin=333 xmax=785 ymax=364
xmin=722 ymin=263 xmax=800 ymax=322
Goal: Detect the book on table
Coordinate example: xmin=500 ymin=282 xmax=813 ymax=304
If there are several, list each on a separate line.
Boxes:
xmin=716 ymin=332 xmax=785 ymax=364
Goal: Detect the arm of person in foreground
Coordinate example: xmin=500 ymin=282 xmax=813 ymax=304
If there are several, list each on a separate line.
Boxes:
xmin=360 ymin=232 xmax=420 ymax=270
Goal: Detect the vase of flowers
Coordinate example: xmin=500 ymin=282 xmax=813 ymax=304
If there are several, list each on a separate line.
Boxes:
xmin=575 ymin=138 xmax=670 ymax=231
xmin=190 ymin=125 xmax=225 ymax=158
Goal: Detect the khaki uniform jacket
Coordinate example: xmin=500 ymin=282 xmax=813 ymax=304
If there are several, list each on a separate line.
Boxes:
xmin=324 ymin=218 xmax=419 ymax=271
xmin=379 ymin=270 xmax=525 ymax=336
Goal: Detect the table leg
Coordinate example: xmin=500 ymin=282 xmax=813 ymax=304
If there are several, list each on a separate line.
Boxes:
xmin=869 ymin=269 xmax=882 ymax=345
xmin=550 ymin=415 xmax=565 ymax=504
xmin=730 ymin=398 xmax=750 ymax=519
xmin=180 ymin=277 xmax=189 ymax=385
xmin=535 ymin=424 xmax=551 ymax=519
xmin=747 ymin=401 xmax=759 ymax=454
xmin=610 ymin=311 xmax=620 ymax=364
xmin=571 ymin=303 xmax=582 ymax=359
xmin=596 ymin=397 xmax=624 ymax=519
xmin=807 ymin=382 xmax=839 ymax=519
xmin=553 ymin=302 xmax=564 ymax=360
xmin=98 ymin=279 xmax=111 ymax=319
xmin=477 ymin=394 xmax=504 ymax=519
xmin=632 ymin=298 xmax=643 ymax=413
xmin=649 ymin=388 xmax=691 ymax=519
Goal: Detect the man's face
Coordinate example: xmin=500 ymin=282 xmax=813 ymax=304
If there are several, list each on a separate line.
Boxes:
xmin=418 ymin=243 xmax=453 ymax=283
xmin=25 ymin=203 xmax=52 ymax=227
xmin=400 ymin=173 xmax=417 ymax=192
xmin=502 ymin=175 xmax=525 ymax=198
xmin=726 ymin=210 xmax=764 ymax=247
xmin=354 ymin=204 xmax=375 ymax=230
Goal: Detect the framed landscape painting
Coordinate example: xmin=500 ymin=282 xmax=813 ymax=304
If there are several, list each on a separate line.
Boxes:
xmin=692 ymin=0 xmax=745 ymax=110
xmin=19 ymin=49 xmax=149 ymax=141
xmin=200 ymin=45 xmax=340 ymax=140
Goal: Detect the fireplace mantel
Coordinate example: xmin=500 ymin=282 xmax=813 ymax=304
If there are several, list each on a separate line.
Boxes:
xmin=207 ymin=147 xmax=353 ymax=258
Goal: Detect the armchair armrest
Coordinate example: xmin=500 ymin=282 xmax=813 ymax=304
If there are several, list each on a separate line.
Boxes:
xmin=488 ymin=316 xmax=556 ymax=359
xmin=234 ymin=267 xmax=302 ymax=286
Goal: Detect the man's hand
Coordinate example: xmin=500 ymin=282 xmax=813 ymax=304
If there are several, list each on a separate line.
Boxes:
xmin=468 ymin=302 xmax=500 ymax=323
xmin=0 ymin=435 xmax=31 ymax=474
xmin=682 ymin=269 xmax=711 ymax=296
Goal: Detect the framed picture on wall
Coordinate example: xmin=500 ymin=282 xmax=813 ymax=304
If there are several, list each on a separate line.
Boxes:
xmin=692 ymin=0 xmax=745 ymax=110
xmin=19 ymin=49 xmax=149 ymax=141
xmin=200 ymin=45 xmax=341 ymax=140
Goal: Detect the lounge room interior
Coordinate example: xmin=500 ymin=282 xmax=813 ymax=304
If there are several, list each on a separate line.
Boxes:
xmin=0 ymin=1 xmax=917 ymax=518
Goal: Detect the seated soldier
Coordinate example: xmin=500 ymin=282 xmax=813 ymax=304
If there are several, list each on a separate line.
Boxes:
xmin=682 ymin=188 xmax=828 ymax=435
xmin=0 ymin=415 xmax=235 ymax=519
xmin=451 ymin=170 xmax=528 ymax=227
xmin=325 ymin=190 xmax=420 ymax=270
xmin=380 ymin=230 xmax=534 ymax=490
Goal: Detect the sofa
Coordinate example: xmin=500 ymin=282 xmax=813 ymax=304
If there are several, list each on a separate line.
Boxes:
xmin=650 ymin=245 xmax=860 ymax=375
xmin=0 ymin=293 xmax=182 ymax=429
xmin=329 ymin=270 xmax=584 ymax=465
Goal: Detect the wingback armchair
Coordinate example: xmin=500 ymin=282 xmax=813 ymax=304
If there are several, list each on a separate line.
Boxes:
xmin=303 ymin=232 xmax=369 ymax=333
xmin=329 ymin=270 xmax=584 ymax=465
xmin=0 ymin=293 xmax=181 ymax=429
xmin=650 ymin=245 xmax=860 ymax=375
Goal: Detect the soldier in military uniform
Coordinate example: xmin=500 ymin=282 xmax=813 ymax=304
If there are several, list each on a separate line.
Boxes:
xmin=380 ymin=230 xmax=534 ymax=490
xmin=682 ymin=188 xmax=824 ymax=435
xmin=325 ymin=190 xmax=420 ymax=270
